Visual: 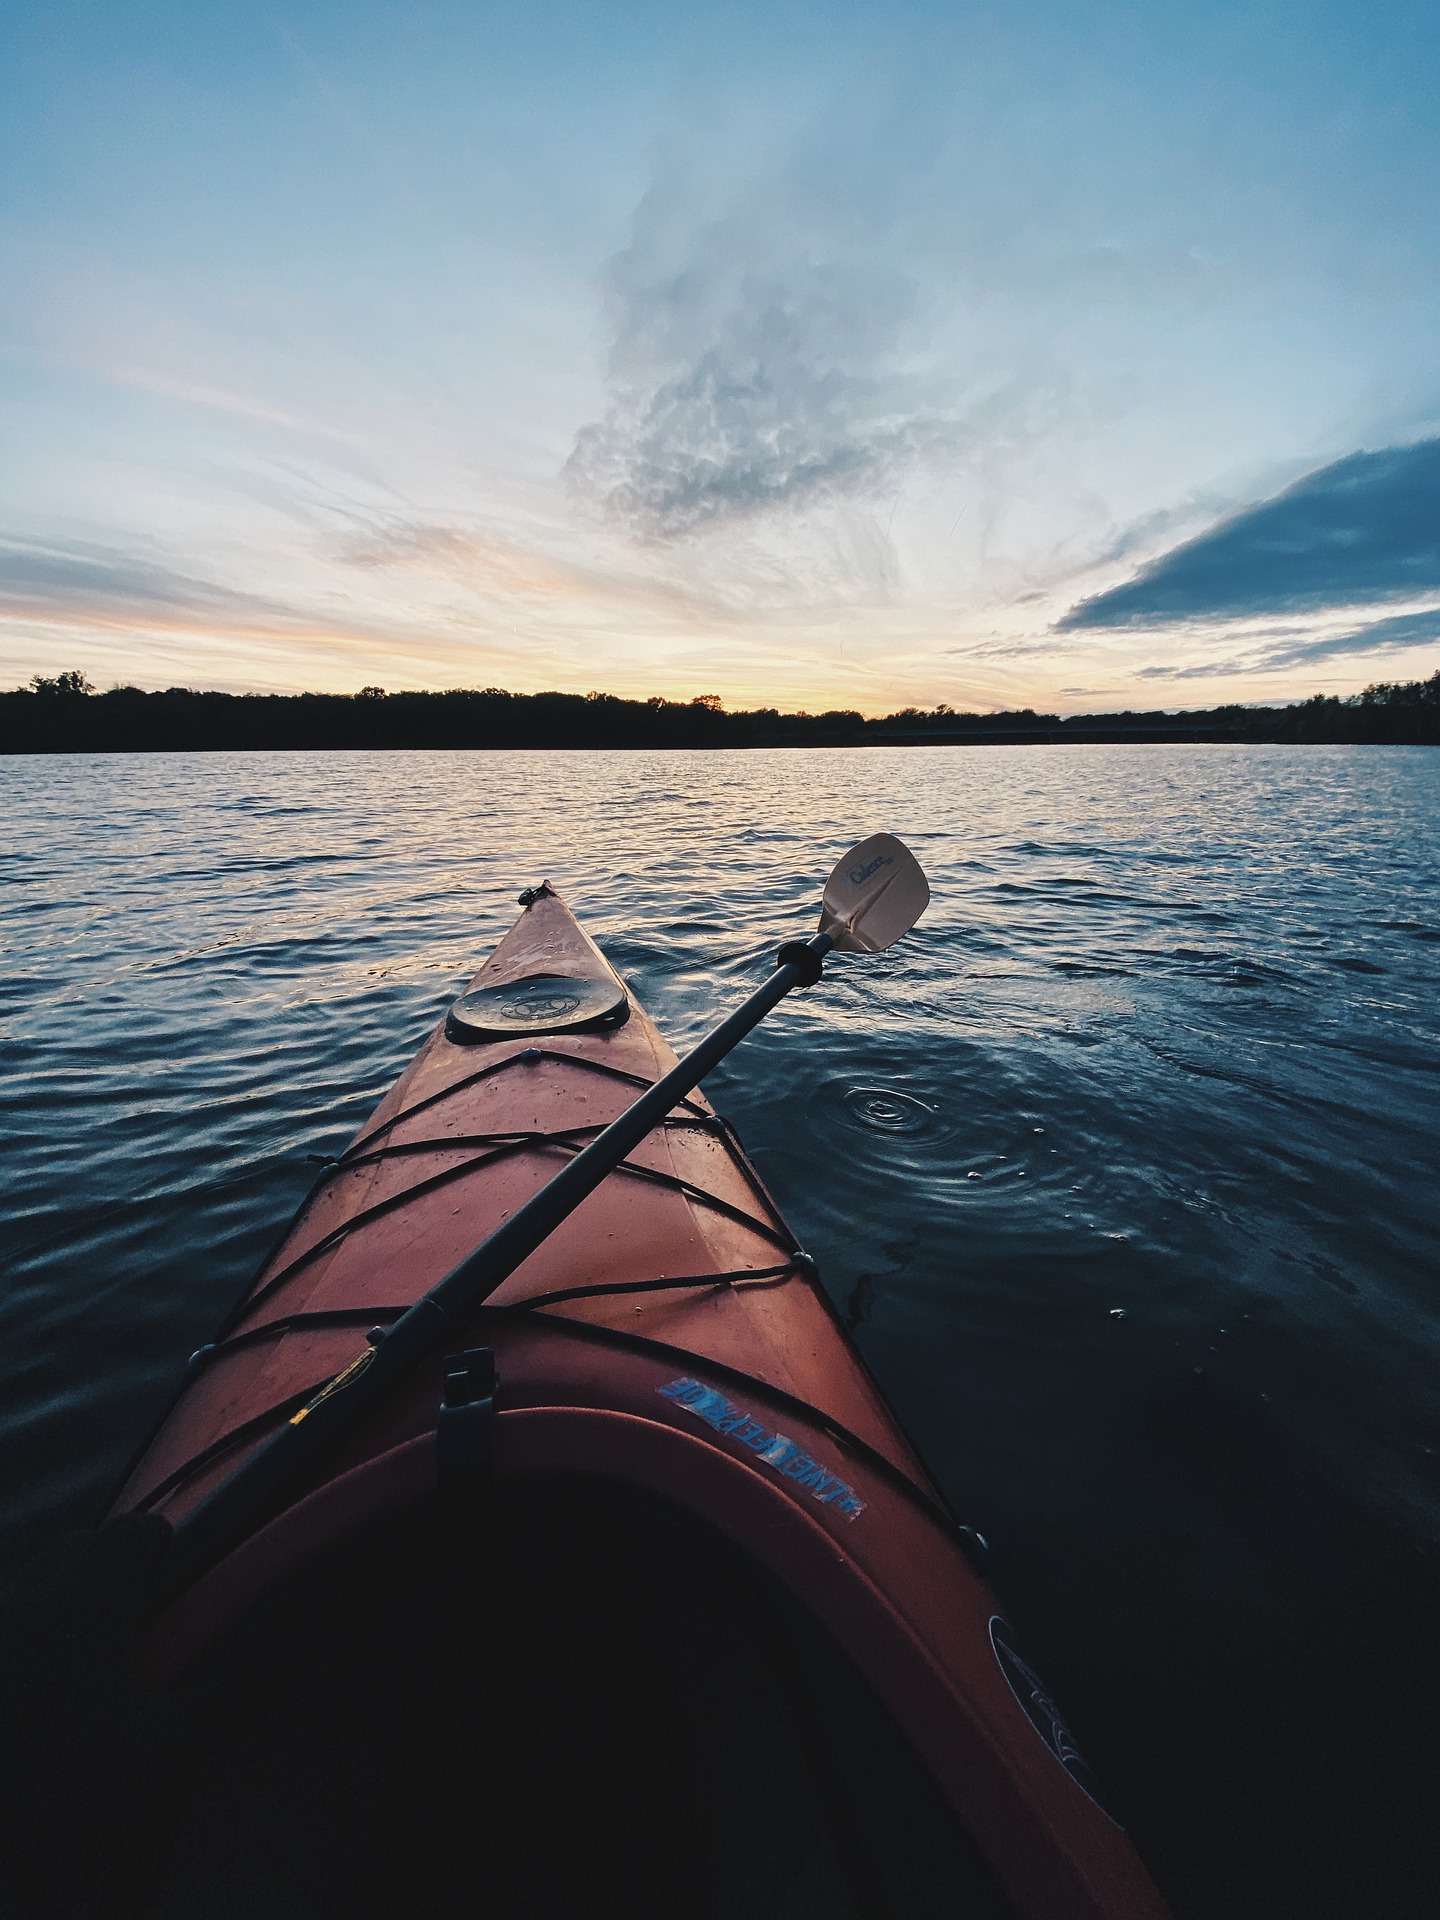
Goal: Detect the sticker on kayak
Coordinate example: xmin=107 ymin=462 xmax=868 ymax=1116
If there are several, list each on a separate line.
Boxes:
xmin=657 ymin=1378 xmax=866 ymax=1519
xmin=989 ymin=1617 xmax=1122 ymax=1825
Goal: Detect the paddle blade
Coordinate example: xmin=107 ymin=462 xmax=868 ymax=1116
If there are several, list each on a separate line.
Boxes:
xmin=819 ymin=833 xmax=930 ymax=953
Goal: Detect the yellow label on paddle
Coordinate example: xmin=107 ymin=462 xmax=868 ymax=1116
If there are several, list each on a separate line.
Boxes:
xmin=289 ymin=1346 xmax=376 ymax=1425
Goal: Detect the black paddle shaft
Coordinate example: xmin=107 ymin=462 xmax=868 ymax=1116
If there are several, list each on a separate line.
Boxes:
xmin=163 ymin=930 xmax=833 ymax=1592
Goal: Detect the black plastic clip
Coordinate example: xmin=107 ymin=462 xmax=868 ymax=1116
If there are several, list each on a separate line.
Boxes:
xmin=437 ymin=1348 xmax=498 ymax=1496
xmin=777 ymin=940 xmax=825 ymax=989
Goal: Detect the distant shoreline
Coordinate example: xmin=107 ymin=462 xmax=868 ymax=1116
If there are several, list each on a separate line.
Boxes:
xmin=5 ymin=670 xmax=1438 ymax=752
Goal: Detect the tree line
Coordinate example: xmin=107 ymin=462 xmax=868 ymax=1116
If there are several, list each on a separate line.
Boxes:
xmin=5 ymin=669 xmax=1438 ymax=752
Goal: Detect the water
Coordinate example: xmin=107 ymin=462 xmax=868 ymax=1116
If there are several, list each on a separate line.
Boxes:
xmin=3 ymin=745 xmax=1438 ymax=1916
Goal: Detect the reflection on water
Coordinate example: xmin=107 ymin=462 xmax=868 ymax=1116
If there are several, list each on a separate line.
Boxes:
xmin=2 ymin=744 xmax=1438 ymax=1917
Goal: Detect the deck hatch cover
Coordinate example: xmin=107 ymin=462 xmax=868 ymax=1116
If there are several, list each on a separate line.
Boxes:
xmin=447 ymin=973 xmax=628 ymax=1042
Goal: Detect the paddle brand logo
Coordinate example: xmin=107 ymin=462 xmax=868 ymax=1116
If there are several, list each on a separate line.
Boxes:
xmin=988 ymin=1617 xmax=1121 ymax=1824
xmin=657 ymin=1377 xmax=866 ymax=1519
xmin=847 ymin=853 xmax=893 ymax=887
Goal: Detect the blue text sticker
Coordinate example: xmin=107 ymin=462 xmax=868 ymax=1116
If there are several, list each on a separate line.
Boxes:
xmin=657 ymin=1377 xmax=866 ymax=1520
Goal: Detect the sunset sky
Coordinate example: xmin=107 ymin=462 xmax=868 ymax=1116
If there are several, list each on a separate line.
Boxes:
xmin=3 ymin=1 xmax=1439 ymax=715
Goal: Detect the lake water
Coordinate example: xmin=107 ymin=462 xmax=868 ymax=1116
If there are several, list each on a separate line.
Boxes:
xmin=3 ymin=745 xmax=1438 ymax=1917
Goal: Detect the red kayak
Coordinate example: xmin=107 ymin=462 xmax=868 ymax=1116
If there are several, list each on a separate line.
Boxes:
xmin=103 ymin=884 xmax=1169 ymax=1919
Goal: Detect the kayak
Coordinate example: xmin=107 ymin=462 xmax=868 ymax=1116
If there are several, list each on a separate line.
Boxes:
xmin=102 ymin=883 xmax=1169 ymax=1920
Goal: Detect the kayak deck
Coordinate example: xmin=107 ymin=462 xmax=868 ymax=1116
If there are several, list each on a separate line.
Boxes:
xmin=114 ymin=884 xmax=932 ymax=1529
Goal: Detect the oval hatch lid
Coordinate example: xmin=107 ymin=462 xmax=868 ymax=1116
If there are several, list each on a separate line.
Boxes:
xmin=447 ymin=972 xmax=628 ymax=1042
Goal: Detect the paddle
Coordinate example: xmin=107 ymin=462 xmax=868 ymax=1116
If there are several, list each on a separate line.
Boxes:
xmin=163 ymin=834 xmax=930 ymax=1591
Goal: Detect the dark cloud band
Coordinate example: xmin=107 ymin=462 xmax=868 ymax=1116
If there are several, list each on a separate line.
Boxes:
xmin=1059 ymin=438 xmax=1440 ymax=629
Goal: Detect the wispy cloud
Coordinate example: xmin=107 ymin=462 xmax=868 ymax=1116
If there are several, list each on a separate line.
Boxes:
xmin=338 ymin=522 xmax=577 ymax=596
xmin=105 ymin=365 xmax=365 ymax=447
xmin=0 ymin=528 xmax=544 ymax=692
xmin=0 ymin=535 xmax=289 ymax=626
xmin=1136 ymin=605 xmax=1440 ymax=680
xmin=0 ymin=531 xmax=427 ymax=665
xmin=1059 ymin=438 xmax=1440 ymax=629
xmin=1300 ymin=606 xmax=1440 ymax=658
xmin=331 ymin=513 xmax=725 ymax=624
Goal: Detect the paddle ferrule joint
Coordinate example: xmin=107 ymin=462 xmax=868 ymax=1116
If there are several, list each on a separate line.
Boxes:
xmin=776 ymin=939 xmax=826 ymax=988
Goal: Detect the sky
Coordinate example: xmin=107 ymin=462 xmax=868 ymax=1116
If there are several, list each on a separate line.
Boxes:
xmin=2 ymin=1 xmax=1439 ymax=716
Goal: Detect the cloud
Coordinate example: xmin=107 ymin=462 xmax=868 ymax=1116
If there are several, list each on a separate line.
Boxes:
xmin=561 ymin=128 xmax=1071 ymax=544
xmin=1058 ymin=438 xmax=1440 ymax=629
xmin=0 ymin=535 xmax=288 ymax=625
xmin=105 ymin=366 xmax=364 ymax=447
xmin=566 ymin=235 xmax=953 ymax=538
xmin=0 ymin=528 xmax=547 ymax=692
xmin=1263 ymin=606 xmax=1440 ymax=667
xmin=331 ymin=514 xmax=722 ymax=623
xmin=1136 ymin=605 xmax=1440 ymax=680
xmin=0 ymin=530 xmax=429 ymax=663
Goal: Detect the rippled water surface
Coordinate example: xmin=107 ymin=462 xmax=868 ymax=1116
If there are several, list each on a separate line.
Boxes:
xmin=3 ymin=746 xmax=1438 ymax=1917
